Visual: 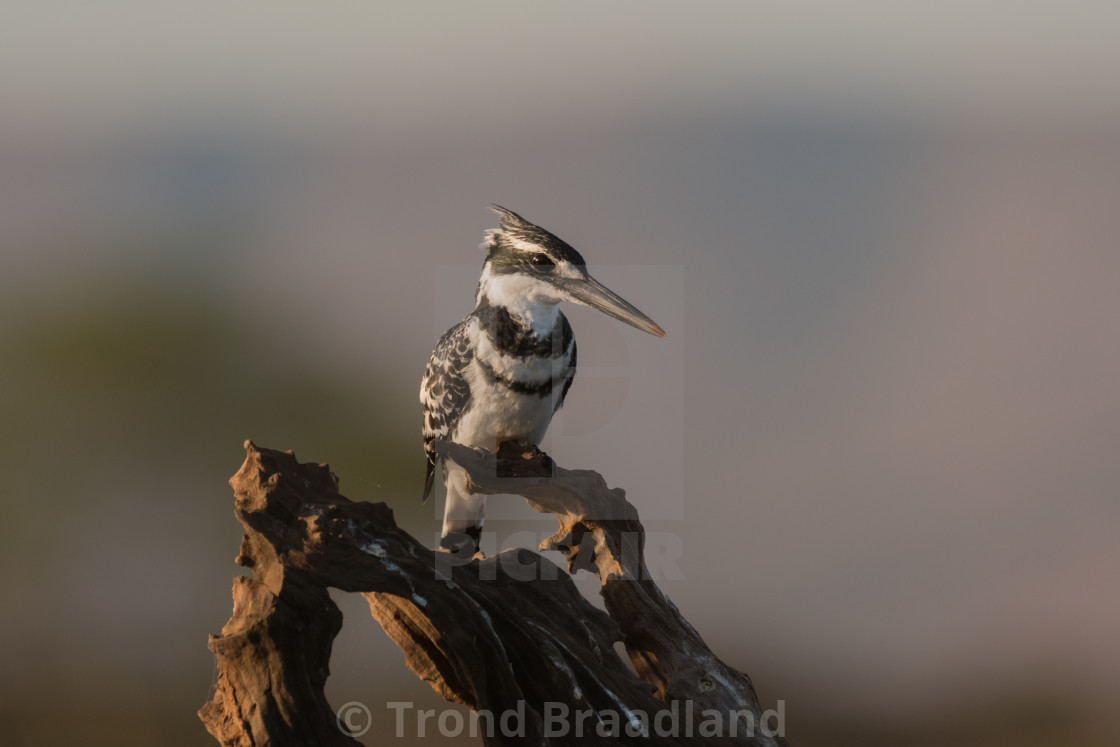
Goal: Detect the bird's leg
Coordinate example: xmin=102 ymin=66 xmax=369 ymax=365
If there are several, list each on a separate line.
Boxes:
xmin=440 ymin=466 xmax=486 ymax=555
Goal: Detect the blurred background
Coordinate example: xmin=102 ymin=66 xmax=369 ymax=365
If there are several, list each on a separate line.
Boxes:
xmin=2 ymin=2 xmax=1118 ymax=744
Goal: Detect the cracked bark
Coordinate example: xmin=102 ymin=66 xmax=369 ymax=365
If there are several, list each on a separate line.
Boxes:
xmin=199 ymin=440 xmax=790 ymax=746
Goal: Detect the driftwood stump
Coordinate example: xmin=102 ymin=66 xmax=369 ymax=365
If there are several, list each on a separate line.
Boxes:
xmin=199 ymin=440 xmax=789 ymax=746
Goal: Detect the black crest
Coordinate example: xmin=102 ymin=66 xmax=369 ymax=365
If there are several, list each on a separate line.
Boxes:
xmin=485 ymin=205 xmax=587 ymax=268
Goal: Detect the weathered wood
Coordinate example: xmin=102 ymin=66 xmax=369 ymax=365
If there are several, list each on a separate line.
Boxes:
xmin=200 ymin=440 xmax=789 ymax=746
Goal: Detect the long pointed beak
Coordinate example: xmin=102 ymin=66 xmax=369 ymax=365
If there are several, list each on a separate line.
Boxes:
xmin=556 ymin=275 xmax=666 ymax=338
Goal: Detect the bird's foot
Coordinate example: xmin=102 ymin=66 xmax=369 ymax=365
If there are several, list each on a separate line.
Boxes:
xmin=438 ymin=526 xmax=482 ymax=556
xmin=495 ymin=440 xmax=555 ymax=478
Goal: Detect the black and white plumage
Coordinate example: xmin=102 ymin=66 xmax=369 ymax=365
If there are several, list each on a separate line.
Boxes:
xmin=421 ymin=206 xmax=665 ymax=550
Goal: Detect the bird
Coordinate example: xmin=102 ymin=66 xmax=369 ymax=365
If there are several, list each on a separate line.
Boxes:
xmin=420 ymin=205 xmax=665 ymax=551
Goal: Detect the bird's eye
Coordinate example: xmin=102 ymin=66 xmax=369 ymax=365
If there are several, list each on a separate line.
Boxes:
xmin=530 ymin=253 xmax=555 ymax=268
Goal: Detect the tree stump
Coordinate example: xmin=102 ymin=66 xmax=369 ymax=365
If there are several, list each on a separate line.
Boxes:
xmin=199 ymin=440 xmax=789 ymax=746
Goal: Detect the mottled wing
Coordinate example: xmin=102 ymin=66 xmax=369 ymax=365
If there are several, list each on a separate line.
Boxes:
xmin=420 ymin=319 xmax=474 ymax=501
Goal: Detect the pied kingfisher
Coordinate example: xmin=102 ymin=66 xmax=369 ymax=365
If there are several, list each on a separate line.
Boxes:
xmin=420 ymin=206 xmax=665 ymax=550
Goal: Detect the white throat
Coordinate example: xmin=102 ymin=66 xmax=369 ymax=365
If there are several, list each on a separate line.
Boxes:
xmin=476 ymin=266 xmax=561 ymax=336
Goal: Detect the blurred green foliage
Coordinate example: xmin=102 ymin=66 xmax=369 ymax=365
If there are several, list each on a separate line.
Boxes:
xmin=0 ymin=272 xmax=418 ymax=508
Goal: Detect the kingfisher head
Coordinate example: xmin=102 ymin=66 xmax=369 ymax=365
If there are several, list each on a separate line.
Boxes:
xmin=474 ymin=205 xmax=666 ymax=338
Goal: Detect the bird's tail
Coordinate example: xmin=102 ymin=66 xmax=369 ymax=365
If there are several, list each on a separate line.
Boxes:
xmin=441 ymin=465 xmax=485 ymax=551
xmin=421 ymin=455 xmax=437 ymax=504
